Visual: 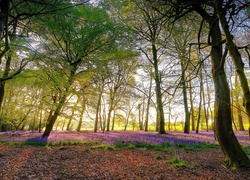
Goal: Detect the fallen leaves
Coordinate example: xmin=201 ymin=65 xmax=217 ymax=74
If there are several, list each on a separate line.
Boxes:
xmin=0 ymin=144 xmax=249 ymax=179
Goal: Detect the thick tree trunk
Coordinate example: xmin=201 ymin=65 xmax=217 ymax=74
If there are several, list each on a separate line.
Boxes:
xmin=42 ymin=94 xmax=67 ymax=139
xmin=216 ymin=1 xmax=250 ymax=139
xmin=207 ymin=12 xmax=250 ymax=167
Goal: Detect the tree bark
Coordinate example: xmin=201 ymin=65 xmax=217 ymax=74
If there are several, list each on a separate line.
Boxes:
xmin=188 ymin=79 xmax=195 ymax=131
xmin=216 ymin=0 xmax=250 ymax=139
xmin=234 ymin=74 xmax=245 ymax=131
xmin=152 ymin=43 xmax=166 ymax=134
xmin=42 ymin=93 xmax=67 ymax=138
xmin=181 ymin=57 xmax=190 ymax=134
xmin=111 ymin=110 xmax=115 ymax=130
xmin=94 ymin=88 xmax=103 ymax=132
xmin=144 ymin=69 xmax=152 ymax=131
xmin=196 ymin=66 xmax=203 ymax=133
xmin=77 ymin=101 xmax=86 ymax=132
xmin=201 ymin=9 xmax=250 ymax=167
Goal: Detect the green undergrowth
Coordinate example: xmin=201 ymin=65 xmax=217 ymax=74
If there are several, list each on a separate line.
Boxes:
xmin=1 ymin=139 xmax=249 ymax=156
xmin=48 ymin=140 xmax=101 ymax=147
xmin=114 ymin=141 xmax=221 ymax=153
xmin=169 ymin=156 xmax=189 ymax=168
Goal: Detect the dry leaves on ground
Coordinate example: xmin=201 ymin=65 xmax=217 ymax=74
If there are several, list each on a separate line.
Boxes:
xmin=0 ymin=144 xmax=249 ymax=180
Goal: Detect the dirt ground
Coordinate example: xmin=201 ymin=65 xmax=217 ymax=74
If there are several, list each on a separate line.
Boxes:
xmin=0 ymin=144 xmax=249 ymax=180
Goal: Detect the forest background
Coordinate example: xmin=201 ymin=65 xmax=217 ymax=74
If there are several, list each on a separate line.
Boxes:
xmin=0 ymin=0 xmax=250 ymax=168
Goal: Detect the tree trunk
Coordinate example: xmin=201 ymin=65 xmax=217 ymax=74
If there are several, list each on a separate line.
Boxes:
xmin=144 ymin=71 xmax=152 ymax=131
xmin=181 ymin=57 xmax=190 ymax=134
xmin=196 ymin=67 xmax=203 ymax=133
xmin=95 ymin=83 xmax=105 ymax=132
xmin=168 ymin=98 xmax=172 ymax=131
xmin=202 ymin=80 xmax=208 ymax=131
xmin=94 ymin=91 xmax=102 ymax=132
xmin=77 ymin=101 xmax=86 ymax=132
xmin=42 ymin=94 xmax=67 ymax=139
xmin=206 ymin=77 xmax=213 ymax=130
xmin=234 ymin=74 xmax=245 ymax=131
xmin=152 ymin=43 xmax=166 ymax=134
xmin=111 ymin=110 xmax=115 ymax=130
xmin=106 ymin=106 xmax=112 ymax=132
xmin=206 ymin=10 xmax=250 ymax=167
xmin=0 ymin=56 xmax=11 ymax=131
xmin=216 ymin=1 xmax=250 ymax=140
xmin=138 ymin=104 xmax=141 ymax=129
xmin=106 ymin=89 xmax=115 ymax=132
xmin=67 ymin=96 xmax=80 ymax=131
xmin=188 ymin=79 xmax=195 ymax=131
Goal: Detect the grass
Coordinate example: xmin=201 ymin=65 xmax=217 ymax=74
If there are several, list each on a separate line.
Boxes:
xmin=183 ymin=143 xmax=220 ymax=151
xmin=169 ymin=156 xmax=189 ymax=168
xmin=0 ymin=138 xmax=225 ymax=153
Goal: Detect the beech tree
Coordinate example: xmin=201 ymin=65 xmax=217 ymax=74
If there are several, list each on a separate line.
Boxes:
xmin=32 ymin=4 xmax=130 ymax=140
xmin=120 ymin=0 xmax=172 ymax=134
xmin=155 ymin=0 xmax=250 ymax=168
xmin=0 ymin=0 xmax=83 ymax=131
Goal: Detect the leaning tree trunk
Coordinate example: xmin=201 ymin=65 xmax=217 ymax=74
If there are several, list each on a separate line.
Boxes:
xmin=0 ymin=56 xmax=11 ymax=131
xmin=208 ymin=14 xmax=250 ymax=167
xmin=42 ymin=94 xmax=67 ymax=139
xmin=216 ymin=1 xmax=250 ymax=139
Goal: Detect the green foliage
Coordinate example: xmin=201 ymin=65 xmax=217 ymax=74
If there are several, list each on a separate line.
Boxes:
xmin=0 ymin=140 xmax=11 ymax=146
xmin=49 ymin=140 xmax=100 ymax=146
xmin=90 ymin=144 xmax=117 ymax=151
xmin=183 ymin=143 xmax=220 ymax=151
xmin=243 ymin=146 xmax=250 ymax=155
xmin=115 ymin=142 xmax=173 ymax=151
xmin=115 ymin=141 xmax=219 ymax=152
xmin=163 ymin=147 xmax=174 ymax=152
xmin=169 ymin=157 xmax=188 ymax=168
xmin=22 ymin=141 xmax=47 ymax=146
xmin=156 ymin=153 xmax=164 ymax=160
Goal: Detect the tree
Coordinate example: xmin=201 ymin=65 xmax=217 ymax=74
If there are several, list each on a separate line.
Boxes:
xmin=33 ymin=4 xmax=127 ymax=140
xmin=121 ymin=0 xmax=172 ymax=133
xmin=0 ymin=0 xmax=79 ymax=131
xmin=104 ymin=51 xmax=138 ymax=131
xmin=215 ymin=0 xmax=250 ymax=138
xmin=167 ymin=15 xmax=200 ymax=133
xmin=156 ymin=0 xmax=250 ymax=168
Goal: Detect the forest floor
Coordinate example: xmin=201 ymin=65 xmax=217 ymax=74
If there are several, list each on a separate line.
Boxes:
xmin=0 ymin=130 xmax=250 ymax=179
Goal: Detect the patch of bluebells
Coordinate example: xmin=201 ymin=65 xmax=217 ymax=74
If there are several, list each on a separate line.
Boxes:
xmin=0 ymin=130 xmax=249 ymax=147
